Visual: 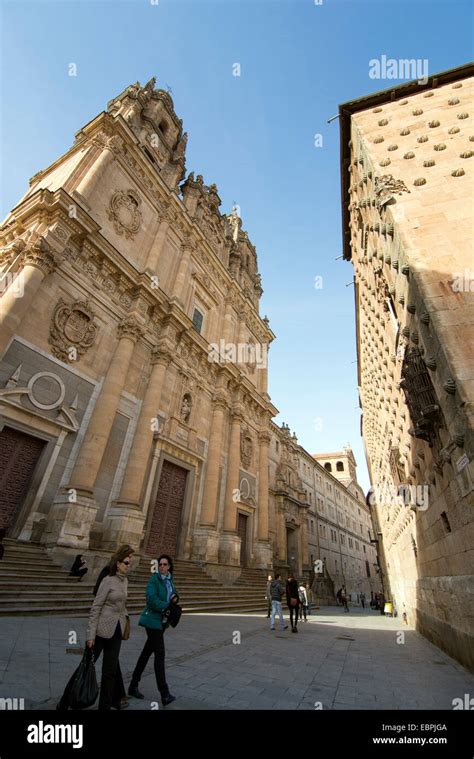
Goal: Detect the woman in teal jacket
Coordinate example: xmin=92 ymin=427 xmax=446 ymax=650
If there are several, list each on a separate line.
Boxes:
xmin=128 ymin=554 xmax=179 ymax=706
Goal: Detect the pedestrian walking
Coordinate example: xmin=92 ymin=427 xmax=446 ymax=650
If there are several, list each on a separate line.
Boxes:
xmin=84 ymin=546 xmax=132 ymax=710
xmin=378 ymin=592 xmax=385 ymax=615
xmin=336 ymin=587 xmax=342 ymax=606
xmin=341 ymin=586 xmax=349 ymax=612
xmin=69 ymin=554 xmax=88 ymax=581
xmin=286 ymin=573 xmax=300 ymax=632
xmin=0 ymin=528 xmax=5 ymax=561
xmin=268 ymin=574 xmax=288 ymax=631
xmin=266 ymin=574 xmax=273 ymax=618
xmin=298 ymin=583 xmax=308 ymax=621
xmin=360 ymin=591 xmax=366 ymax=609
xmin=93 ymin=544 xmax=135 ymax=596
xmin=305 ymin=583 xmax=313 ymax=615
xmin=92 ymin=545 xmax=135 ymax=709
xmin=128 ymin=554 xmax=179 ymax=707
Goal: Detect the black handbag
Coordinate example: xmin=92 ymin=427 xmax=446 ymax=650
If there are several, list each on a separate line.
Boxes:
xmin=57 ymin=647 xmax=98 ymax=710
xmin=162 ymin=602 xmax=182 ymax=628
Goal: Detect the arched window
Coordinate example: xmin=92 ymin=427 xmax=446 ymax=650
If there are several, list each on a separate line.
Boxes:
xmin=159 ymin=119 xmax=168 ymax=136
xmin=324 ymin=462 xmax=332 ymax=472
xmin=336 ymin=461 xmax=344 ymax=472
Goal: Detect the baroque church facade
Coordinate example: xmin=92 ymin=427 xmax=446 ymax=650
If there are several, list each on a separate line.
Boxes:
xmin=0 ymin=78 xmax=277 ymax=574
xmin=0 ymin=77 xmax=381 ymax=600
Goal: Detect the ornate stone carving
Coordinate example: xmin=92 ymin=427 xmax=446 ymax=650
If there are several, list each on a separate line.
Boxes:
xmin=23 ymin=238 xmax=57 ymax=275
xmin=180 ymin=393 xmax=192 ymax=424
xmin=240 ymin=427 xmax=253 ymax=468
xmin=107 ymin=189 xmax=142 ymax=238
xmin=374 ymin=175 xmax=410 ymax=206
xmin=117 ymin=315 xmax=144 ymax=341
xmin=49 ymin=298 xmax=98 ymax=362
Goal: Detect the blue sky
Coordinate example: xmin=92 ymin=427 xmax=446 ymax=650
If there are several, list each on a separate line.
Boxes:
xmin=1 ymin=0 xmax=472 ymax=492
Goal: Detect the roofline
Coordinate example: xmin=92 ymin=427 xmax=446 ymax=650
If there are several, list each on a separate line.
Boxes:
xmin=338 ymin=62 xmax=474 ymax=262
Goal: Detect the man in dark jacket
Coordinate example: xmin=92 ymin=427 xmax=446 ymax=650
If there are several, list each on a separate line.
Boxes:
xmin=269 ymin=574 xmax=288 ymax=631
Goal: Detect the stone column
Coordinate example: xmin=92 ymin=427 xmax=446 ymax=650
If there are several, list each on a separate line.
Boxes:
xmin=300 ymin=517 xmax=309 ymax=575
xmin=219 ymin=407 xmax=243 ymax=565
xmin=43 ymin=316 xmax=143 ymax=551
xmin=254 ymin=430 xmax=273 ymax=568
xmin=222 ymin=297 xmax=235 ymax=343
xmin=258 ymin=343 xmax=269 ymax=396
xmin=144 ymin=208 xmax=171 ymax=274
xmin=0 ymin=240 xmax=57 ymax=358
xmin=200 ymin=394 xmax=227 ymax=527
xmin=103 ymin=345 xmax=172 ymax=548
xmin=223 ymin=407 xmax=243 ymax=532
xmin=278 ymin=506 xmax=287 ymax=564
xmin=193 ymin=392 xmax=227 ymax=563
xmin=75 ymin=136 xmax=119 ymax=201
xmin=172 ymin=236 xmax=193 ymax=306
xmin=69 ymin=317 xmax=143 ymax=491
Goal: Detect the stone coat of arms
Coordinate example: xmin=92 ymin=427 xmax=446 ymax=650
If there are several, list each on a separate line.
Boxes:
xmin=49 ymin=299 xmax=98 ymax=362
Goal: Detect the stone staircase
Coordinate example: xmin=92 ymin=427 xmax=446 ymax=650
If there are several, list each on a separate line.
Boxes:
xmin=0 ymin=539 xmax=268 ymax=617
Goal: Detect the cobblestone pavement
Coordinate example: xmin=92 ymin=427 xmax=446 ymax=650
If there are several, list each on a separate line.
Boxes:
xmin=0 ymin=607 xmax=472 ymax=710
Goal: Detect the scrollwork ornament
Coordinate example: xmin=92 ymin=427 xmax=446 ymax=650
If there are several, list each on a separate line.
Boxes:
xmin=23 ymin=238 xmax=57 ymax=275
xmin=107 ymin=189 xmax=143 ymax=239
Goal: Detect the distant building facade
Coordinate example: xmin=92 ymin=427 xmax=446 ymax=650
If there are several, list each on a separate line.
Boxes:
xmin=339 ymin=64 xmax=474 ymax=669
xmin=268 ymin=425 xmax=381 ymax=601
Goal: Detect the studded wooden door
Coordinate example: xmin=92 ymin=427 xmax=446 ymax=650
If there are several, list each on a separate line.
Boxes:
xmin=238 ymin=513 xmax=248 ymax=566
xmin=146 ymin=460 xmax=188 ymax=557
xmin=0 ymin=426 xmax=46 ymax=534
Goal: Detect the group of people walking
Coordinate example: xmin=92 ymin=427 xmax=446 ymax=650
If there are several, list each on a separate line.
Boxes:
xmin=266 ymin=574 xmax=313 ymax=633
xmin=59 ymin=546 xmax=179 ymax=711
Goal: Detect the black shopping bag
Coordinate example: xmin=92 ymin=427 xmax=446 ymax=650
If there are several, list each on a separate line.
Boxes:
xmin=162 ymin=602 xmax=182 ymax=628
xmin=56 ymin=647 xmax=98 ymax=710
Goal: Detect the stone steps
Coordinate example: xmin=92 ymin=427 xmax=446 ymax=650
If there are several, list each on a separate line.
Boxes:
xmin=0 ymin=539 xmax=267 ymax=616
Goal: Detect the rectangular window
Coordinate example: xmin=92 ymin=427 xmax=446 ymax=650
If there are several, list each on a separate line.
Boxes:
xmin=192 ymin=307 xmax=204 ymax=334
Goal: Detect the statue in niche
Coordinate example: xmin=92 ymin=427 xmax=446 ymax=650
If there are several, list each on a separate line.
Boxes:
xmin=180 ymin=393 xmax=192 ymax=424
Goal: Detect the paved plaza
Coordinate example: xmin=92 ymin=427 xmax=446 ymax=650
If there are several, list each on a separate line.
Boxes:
xmin=0 ymin=607 xmax=472 ymax=711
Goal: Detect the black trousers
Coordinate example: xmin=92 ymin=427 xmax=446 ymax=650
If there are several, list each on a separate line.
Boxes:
xmin=289 ymin=605 xmax=299 ymax=628
xmin=93 ymin=622 xmax=122 ymax=710
xmin=299 ymin=605 xmax=307 ymax=621
xmin=131 ymin=627 xmax=169 ymax=697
